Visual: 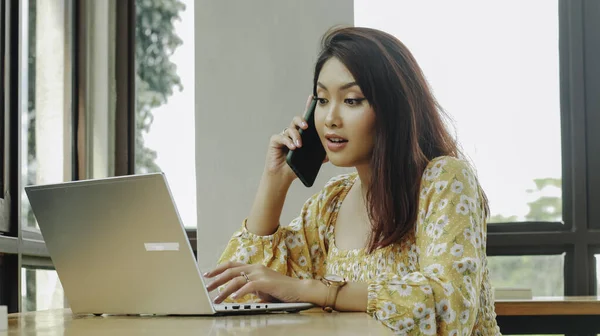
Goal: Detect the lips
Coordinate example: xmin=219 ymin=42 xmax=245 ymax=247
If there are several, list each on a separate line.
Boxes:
xmin=325 ymin=133 xmax=348 ymax=152
xmin=325 ymin=134 xmax=348 ymax=143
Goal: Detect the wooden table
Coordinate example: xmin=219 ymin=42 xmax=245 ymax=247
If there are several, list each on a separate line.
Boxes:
xmin=495 ymin=296 xmax=600 ymax=334
xmin=4 ymin=308 xmax=393 ymax=335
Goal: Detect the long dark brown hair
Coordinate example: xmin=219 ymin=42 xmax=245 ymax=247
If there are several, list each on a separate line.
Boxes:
xmin=313 ymin=26 xmax=489 ymax=253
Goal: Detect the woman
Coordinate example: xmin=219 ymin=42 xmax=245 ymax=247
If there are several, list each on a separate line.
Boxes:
xmin=204 ymin=26 xmax=501 ymax=335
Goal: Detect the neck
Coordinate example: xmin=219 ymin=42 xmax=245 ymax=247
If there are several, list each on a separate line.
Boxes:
xmin=355 ymin=163 xmax=371 ymax=200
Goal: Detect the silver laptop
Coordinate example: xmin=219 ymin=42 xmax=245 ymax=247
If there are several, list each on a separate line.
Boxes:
xmin=24 ymin=173 xmax=313 ymax=316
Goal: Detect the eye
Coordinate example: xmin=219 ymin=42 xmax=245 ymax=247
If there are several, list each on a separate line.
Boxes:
xmin=316 ymin=98 xmax=329 ymax=105
xmin=344 ymin=98 xmax=366 ymax=106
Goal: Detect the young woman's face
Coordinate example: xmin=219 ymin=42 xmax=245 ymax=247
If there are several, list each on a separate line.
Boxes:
xmin=315 ymin=58 xmax=376 ymax=168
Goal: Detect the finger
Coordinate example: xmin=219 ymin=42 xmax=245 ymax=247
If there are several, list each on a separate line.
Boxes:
xmin=206 ymin=265 xmax=252 ymax=292
xmin=286 ymin=126 xmax=303 ymax=148
xmin=213 ymin=276 xmax=248 ymax=304
xmin=203 ymin=261 xmax=246 ymax=278
xmin=270 ymin=134 xmax=295 ymax=150
xmin=231 ymin=281 xmax=260 ymax=301
xmin=305 ymin=94 xmax=313 ymax=109
xmin=292 ymin=116 xmax=308 ymax=130
xmin=278 ymin=134 xmax=296 ymax=150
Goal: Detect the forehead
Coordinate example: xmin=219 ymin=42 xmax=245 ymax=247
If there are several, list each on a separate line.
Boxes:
xmin=317 ymin=58 xmax=356 ymax=88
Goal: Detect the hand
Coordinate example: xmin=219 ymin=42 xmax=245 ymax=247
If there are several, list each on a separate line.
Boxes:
xmin=264 ymin=95 xmax=313 ymax=183
xmin=205 ymin=262 xmax=305 ymax=304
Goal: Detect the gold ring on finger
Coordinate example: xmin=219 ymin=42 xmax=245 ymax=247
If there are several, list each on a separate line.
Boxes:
xmin=240 ymin=271 xmax=250 ymax=283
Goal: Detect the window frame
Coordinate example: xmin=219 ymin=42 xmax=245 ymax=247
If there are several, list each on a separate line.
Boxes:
xmin=486 ymin=0 xmax=600 ymax=297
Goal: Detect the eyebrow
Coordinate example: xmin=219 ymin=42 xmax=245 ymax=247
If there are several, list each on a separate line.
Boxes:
xmin=317 ymin=81 xmax=359 ymax=91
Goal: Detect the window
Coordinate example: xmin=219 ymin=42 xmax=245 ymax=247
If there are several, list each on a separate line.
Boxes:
xmin=488 ymin=255 xmax=564 ymax=296
xmin=355 ymin=0 xmax=561 ymax=224
xmin=134 ymin=0 xmax=196 ymax=228
xmin=21 ymin=0 xmax=72 ymax=231
xmin=21 ymin=268 xmax=64 ymax=312
xmin=17 ymin=0 xmax=70 ymax=311
xmin=353 ymin=0 xmax=600 ymax=310
xmin=594 ymin=254 xmax=600 ymax=295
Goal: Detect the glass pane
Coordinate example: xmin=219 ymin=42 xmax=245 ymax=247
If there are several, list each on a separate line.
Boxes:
xmin=488 ymin=255 xmax=564 ymax=297
xmin=21 ymin=0 xmax=71 ymax=230
xmin=135 ymin=0 xmax=197 ymax=228
xmin=21 ymin=268 xmax=66 ymax=312
xmin=355 ymin=0 xmax=562 ymax=223
xmin=596 ymin=254 xmax=600 ymax=295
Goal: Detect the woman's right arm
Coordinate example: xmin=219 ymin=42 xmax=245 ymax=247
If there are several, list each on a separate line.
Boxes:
xmin=244 ymin=96 xmax=314 ymax=236
xmin=245 ymin=172 xmax=294 ymax=236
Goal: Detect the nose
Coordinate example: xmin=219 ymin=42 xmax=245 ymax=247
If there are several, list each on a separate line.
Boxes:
xmin=324 ymin=102 xmax=342 ymax=129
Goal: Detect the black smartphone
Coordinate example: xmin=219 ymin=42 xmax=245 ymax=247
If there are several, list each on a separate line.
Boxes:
xmin=286 ymin=98 xmax=326 ymax=187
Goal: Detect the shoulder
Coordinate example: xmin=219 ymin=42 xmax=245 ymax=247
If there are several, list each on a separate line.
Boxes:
xmin=422 ymin=156 xmax=478 ymax=185
xmin=308 ymin=173 xmax=356 ymax=208
xmin=319 ymin=173 xmax=357 ymax=199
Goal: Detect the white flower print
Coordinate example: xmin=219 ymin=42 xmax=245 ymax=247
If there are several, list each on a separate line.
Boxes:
xmin=426 ymin=243 xmax=435 ymax=256
xmin=464 ymin=258 xmax=479 ymax=272
xmin=426 ymin=202 xmax=434 ymax=219
xmin=463 ymin=228 xmax=474 ymax=241
xmin=462 ymin=327 xmax=471 ymax=336
xmin=436 ymin=299 xmax=456 ymax=323
xmin=421 ymin=285 xmax=433 ymax=295
xmin=406 ymin=273 xmax=426 ymax=283
xmin=317 ymin=224 xmax=326 ymax=240
xmin=424 ymin=263 xmax=445 ymax=277
xmin=397 ymin=318 xmax=415 ymax=333
xmin=456 ymin=201 xmax=469 ymax=215
xmin=433 ymin=158 xmax=447 ymax=171
xmin=434 ymin=180 xmax=448 ymax=193
xmin=383 ymin=302 xmax=397 ymax=315
xmin=459 ymin=310 xmax=470 ymax=324
xmin=396 ymin=283 xmax=413 ymax=297
xmin=387 ymin=253 xmax=396 ymax=265
xmin=463 ymin=275 xmax=473 ymax=286
xmin=293 ymin=233 xmax=304 ymax=247
xmin=451 ymin=180 xmax=464 ymax=194
xmin=451 ymin=244 xmax=464 ymax=257
xmin=412 ymin=303 xmax=429 ymax=319
xmin=234 ymin=252 xmax=249 ymax=263
xmin=375 ymin=309 xmax=390 ymax=321
xmin=418 ymin=208 xmax=426 ymax=226
xmin=471 ymin=232 xmax=482 ymax=248
xmin=424 ymin=167 xmax=437 ymax=181
xmin=449 ymin=330 xmax=459 ymax=336
xmin=425 ymin=224 xmax=435 ymax=237
xmin=419 ymin=315 xmax=436 ymax=335
xmin=298 ymin=255 xmax=307 ymax=267
xmin=453 ymin=260 xmax=469 ymax=274
xmin=310 ymin=244 xmax=320 ymax=256
xmin=397 ymin=263 xmax=409 ymax=277
xmin=285 ymin=234 xmax=298 ymax=249
xmin=288 ymin=217 xmax=303 ymax=231
xmin=420 ymin=185 xmax=431 ymax=199
xmin=460 ymin=194 xmax=477 ymax=213
xmin=438 ymin=199 xmax=449 ymax=211
xmin=433 ymin=243 xmax=447 ymax=257
xmin=431 ymin=224 xmax=444 ymax=240
xmin=443 ymin=282 xmax=455 ymax=295
xmin=436 ymin=214 xmax=450 ymax=227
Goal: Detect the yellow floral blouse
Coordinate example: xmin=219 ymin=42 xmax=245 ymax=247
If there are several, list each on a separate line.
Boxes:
xmin=218 ymin=156 xmax=501 ymax=335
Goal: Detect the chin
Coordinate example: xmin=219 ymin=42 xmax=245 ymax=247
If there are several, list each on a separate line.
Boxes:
xmin=326 ymin=154 xmax=359 ymax=168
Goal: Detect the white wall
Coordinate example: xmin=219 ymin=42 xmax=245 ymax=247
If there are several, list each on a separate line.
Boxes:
xmin=195 ymin=1 xmax=354 ymax=270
